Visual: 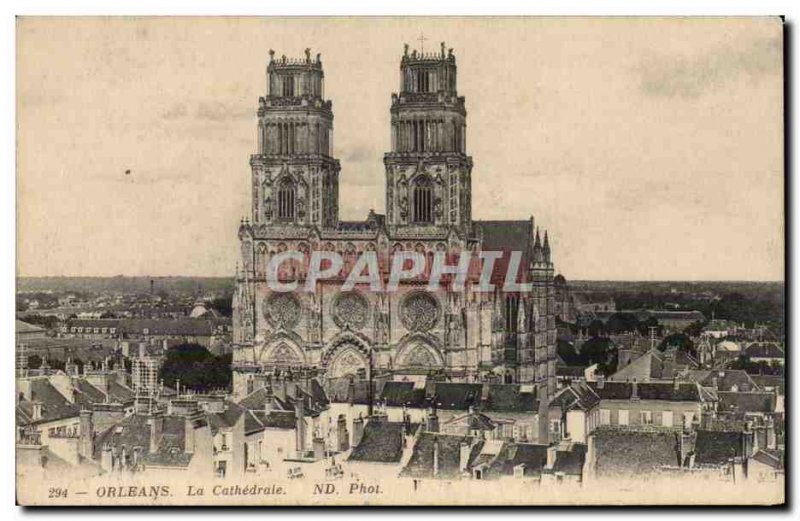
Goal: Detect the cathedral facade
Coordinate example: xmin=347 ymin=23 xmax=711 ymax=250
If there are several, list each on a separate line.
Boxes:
xmin=231 ymin=44 xmax=558 ymax=403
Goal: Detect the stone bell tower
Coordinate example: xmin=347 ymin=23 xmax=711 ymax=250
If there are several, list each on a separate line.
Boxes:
xmin=384 ymin=42 xmax=473 ymax=232
xmin=250 ymin=48 xmax=340 ymax=229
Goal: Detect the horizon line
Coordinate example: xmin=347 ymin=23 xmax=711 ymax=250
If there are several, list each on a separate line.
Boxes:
xmin=15 ymin=274 xmax=785 ymax=284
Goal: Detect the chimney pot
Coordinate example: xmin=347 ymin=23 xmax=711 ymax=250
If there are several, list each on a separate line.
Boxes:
xmin=433 ymin=437 xmax=440 ymax=476
xmin=148 ymin=411 xmax=164 ymax=454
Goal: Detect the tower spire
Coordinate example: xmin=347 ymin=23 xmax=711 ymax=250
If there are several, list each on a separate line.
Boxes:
xmin=533 ymin=228 xmax=542 ymax=263
xmin=254 ymin=48 xmax=340 ymax=228
xmin=385 ymin=44 xmax=471 ymax=229
xmin=543 ymin=230 xmax=551 ymax=263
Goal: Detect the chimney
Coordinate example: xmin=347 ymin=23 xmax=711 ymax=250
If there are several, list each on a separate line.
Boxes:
xmin=742 ymin=421 xmax=754 ymax=458
xmin=100 ymin=445 xmax=113 ymax=472
xmin=678 ymin=431 xmax=688 ymax=467
xmin=184 ymin=415 xmax=196 ymax=454
xmin=766 ymin=416 xmax=777 ymax=450
xmin=285 ymin=376 xmax=297 ymax=401
xmin=337 ymin=415 xmax=350 ymax=452
xmin=300 ymin=368 xmax=312 ymax=396
xmin=313 ymin=437 xmax=325 ymax=460
xmin=148 ymin=410 xmax=164 ymax=454
xmin=294 ymin=396 xmax=306 ymax=454
xmin=31 ymin=401 xmax=43 ymax=421
xmin=630 ymin=379 xmax=639 ymax=401
xmin=432 ymin=437 xmax=440 ymax=477
xmin=79 ymin=409 xmax=94 ymax=460
xmin=546 ymin=445 xmax=557 ymax=469
xmin=426 ymin=406 xmax=440 ymax=433
xmin=352 ymin=414 xmax=365 ymax=447
xmin=711 ymin=376 xmax=719 ymax=390
xmin=347 ymin=377 xmax=356 ymax=406
xmin=459 ymin=442 xmax=471 ymax=472
xmin=263 ymin=385 xmax=274 ymax=414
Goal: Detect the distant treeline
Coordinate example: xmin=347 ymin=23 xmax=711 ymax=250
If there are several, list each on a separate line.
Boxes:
xmin=614 ymin=291 xmax=784 ymax=328
xmin=17 ymin=276 xmax=235 ymax=296
xmin=568 ymin=280 xmax=784 ymax=294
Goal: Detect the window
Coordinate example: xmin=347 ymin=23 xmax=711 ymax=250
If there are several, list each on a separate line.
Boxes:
xmin=277 ymin=178 xmax=296 ymax=221
xmin=416 ymin=70 xmax=432 ymax=93
xmin=618 ymin=410 xmax=629 ymax=426
xmin=412 ymin=176 xmax=434 ymax=223
xmin=662 ymin=411 xmax=674 ymax=427
xmin=505 ymin=295 xmax=519 ymax=333
xmin=282 ymin=75 xmax=294 ymax=97
xmin=449 ymin=172 xmax=458 ymax=222
xmin=600 ymin=409 xmax=611 ymax=425
xmin=641 ymin=411 xmax=653 ymax=425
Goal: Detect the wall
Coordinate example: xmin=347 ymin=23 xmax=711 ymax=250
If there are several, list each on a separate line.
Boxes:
xmin=596 ymin=400 xmax=701 ymax=428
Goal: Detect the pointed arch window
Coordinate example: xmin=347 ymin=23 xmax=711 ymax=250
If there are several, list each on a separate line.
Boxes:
xmin=505 ymin=294 xmax=519 ymax=333
xmin=277 ymin=178 xmax=296 ymax=221
xmin=412 ymin=176 xmax=434 ymax=224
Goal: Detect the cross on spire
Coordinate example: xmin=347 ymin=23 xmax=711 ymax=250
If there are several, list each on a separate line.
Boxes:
xmin=417 ymin=31 xmax=428 ymax=53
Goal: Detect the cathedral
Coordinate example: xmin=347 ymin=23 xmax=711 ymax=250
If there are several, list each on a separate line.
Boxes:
xmin=231 ymin=44 xmax=558 ymax=403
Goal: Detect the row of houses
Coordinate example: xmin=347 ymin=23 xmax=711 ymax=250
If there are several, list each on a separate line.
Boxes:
xmin=58 ymin=318 xmax=232 ymax=353
xmin=17 ymin=362 xmax=784 ymax=486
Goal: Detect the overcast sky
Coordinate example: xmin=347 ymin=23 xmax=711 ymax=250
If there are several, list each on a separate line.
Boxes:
xmin=17 ymin=17 xmax=784 ymax=281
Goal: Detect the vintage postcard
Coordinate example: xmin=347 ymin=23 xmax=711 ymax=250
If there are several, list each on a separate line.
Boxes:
xmin=15 ymin=17 xmax=785 ymax=506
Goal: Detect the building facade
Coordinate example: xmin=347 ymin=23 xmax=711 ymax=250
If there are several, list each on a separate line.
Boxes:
xmin=231 ymin=44 xmax=558 ymax=403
